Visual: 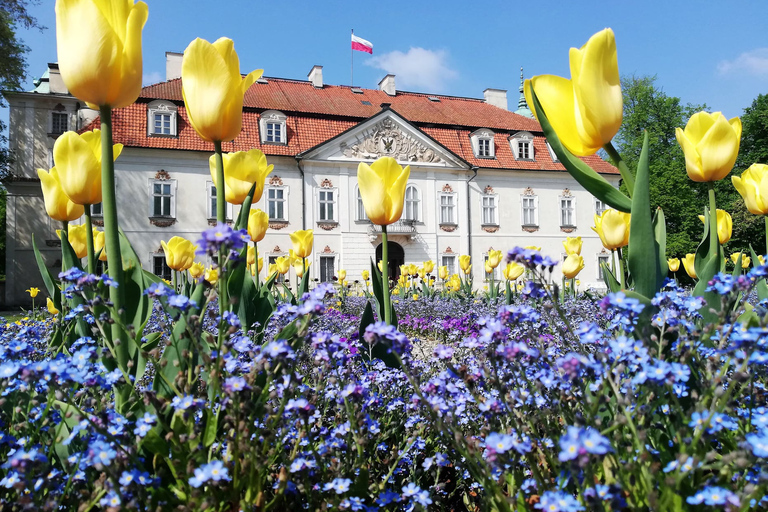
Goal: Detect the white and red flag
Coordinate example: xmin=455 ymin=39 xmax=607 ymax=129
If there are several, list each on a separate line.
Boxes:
xmin=351 ymin=34 xmax=373 ymax=54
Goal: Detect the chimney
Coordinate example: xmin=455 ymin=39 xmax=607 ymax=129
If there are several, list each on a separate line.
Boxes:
xmin=378 ymin=74 xmax=396 ymax=96
xmin=308 ymin=65 xmax=323 ymax=88
xmin=165 ymin=51 xmax=183 ymax=81
xmin=48 ymin=63 xmax=68 ymax=94
xmin=483 ymin=88 xmax=508 ymax=110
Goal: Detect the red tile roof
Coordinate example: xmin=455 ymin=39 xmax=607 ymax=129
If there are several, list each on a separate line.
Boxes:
xmin=90 ymin=76 xmax=617 ymax=175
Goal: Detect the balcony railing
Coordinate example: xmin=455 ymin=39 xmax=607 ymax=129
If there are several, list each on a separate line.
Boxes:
xmin=368 ymin=218 xmax=417 ymax=237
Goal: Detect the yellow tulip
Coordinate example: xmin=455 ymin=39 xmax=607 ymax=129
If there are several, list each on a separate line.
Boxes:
xmin=667 ymin=258 xmax=680 ymax=273
xmin=524 ymin=245 xmax=542 ymax=252
xmin=290 ymin=229 xmax=314 ymax=259
xmin=247 ymin=246 xmax=256 ymax=267
xmin=209 ymin=149 xmax=273 ymax=205
xmin=267 ymin=263 xmax=277 ymax=278
xmin=26 ymin=287 xmax=40 ymax=298
xmin=698 ymin=209 xmax=732 ymax=244
xmin=562 ymin=254 xmax=585 ymax=279
xmin=294 ymin=258 xmax=310 ymax=278
xmin=412 ymin=294 xmax=419 ymax=301
xmin=55 ymin=0 xmax=148 ymax=110
xmin=683 ymin=253 xmax=697 ymax=279
xmin=459 ymin=255 xmax=471 ymax=273
xmin=204 ymin=266 xmax=218 ymax=285
xmin=484 ymin=260 xmax=493 ymax=274
xmin=181 ymin=37 xmax=262 ymax=143
xmin=362 ymin=270 xmax=370 ymax=281
xmin=592 ymin=209 xmax=630 ymax=250
xmin=93 ymin=230 xmax=107 ymax=261
xmin=248 ymin=209 xmax=269 ymax=243
xmin=760 ymin=255 xmax=766 ymax=266
xmin=59 ymin=224 xmax=88 ymax=259
xmin=732 ymin=163 xmax=768 ymax=215
xmin=563 ymin=236 xmax=582 ymax=255
xmin=338 ymin=269 xmax=347 ymax=281
xmin=730 ymin=253 xmax=751 ymax=269
xmin=487 ymin=250 xmax=503 ymax=269
xmin=418 ymin=269 xmax=426 ymax=279
xmin=438 ymin=266 xmax=448 ymax=280
xmin=524 ymin=28 xmax=622 ymax=156
xmin=53 ymin=130 xmax=123 ymax=206
xmin=189 ymin=261 xmax=205 ymax=279
xmin=377 ymin=261 xmax=383 ymax=272
xmin=503 ymin=262 xmax=524 ymax=281
xmin=160 ymin=236 xmax=197 ymax=271
xmin=258 ymin=257 xmax=264 ymax=274
xmin=676 ymin=111 xmax=742 ymax=182
xmin=275 ymin=256 xmax=291 ymax=275
xmin=357 ymin=156 xmax=411 ymax=225
xmin=38 ymin=167 xmax=84 ymax=222
xmin=423 ymin=260 xmax=435 ymax=274
xmin=47 ymin=297 xmax=59 ymax=315
xmin=408 ymin=264 xmax=419 ymax=277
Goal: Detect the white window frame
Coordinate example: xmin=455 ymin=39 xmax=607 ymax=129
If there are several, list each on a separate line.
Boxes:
xmin=50 ymin=110 xmax=69 ymax=135
xmin=510 ymin=131 xmax=534 ymax=160
xmin=441 ymin=254 xmax=457 ymax=276
xmin=148 ymin=179 xmax=177 ymax=218
xmin=597 ymin=253 xmax=611 ymax=282
xmin=206 ymin=181 xmax=234 ymax=220
xmin=521 ymin=195 xmax=539 ymax=227
xmin=90 ymin=203 xmax=103 ymax=218
xmin=404 ymin=184 xmax=421 ymax=223
xmin=147 ymin=100 xmax=178 ymax=136
xmin=481 ymin=193 xmax=498 ymax=226
xmin=151 ymin=253 xmax=172 ymax=281
xmin=470 ymin=129 xmax=495 ymax=159
xmin=319 ymin=255 xmax=335 ymax=283
xmin=260 ymin=110 xmax=287 ymax=144
xmin=266 ymin=186 xmax=288 ymax=221
xmin=438 ymin=192 xmax=457 ymax=225
xmin=355 ymin=186 xmax=369 ymax=222
xmin=484 ymin=253 xmax=500 ymax=281
xmin=595 ymin=198 xmax=607 ymax=216
xmin=317 ymin=188 xmax=337 ymax=222
xmin=560 ymin=196 xmax=576 ymax=228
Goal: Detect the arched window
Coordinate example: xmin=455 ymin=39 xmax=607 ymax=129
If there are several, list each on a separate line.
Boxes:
xmin=259 ymin=110 xmax=287 ymax=144
xmin=147 ymin=100 xmax=178 ymax=136
xmin=470 ymin=128 xmax=495 ymax=158
xmin=404 ymin=185 xmax=420 ymax=222
xmin=510 ymin=131 xmax=534 ymax=160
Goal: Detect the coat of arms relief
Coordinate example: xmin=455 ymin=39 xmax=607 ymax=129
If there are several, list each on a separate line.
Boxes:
xmin=340 ymin=118 xmax=445 ymax=164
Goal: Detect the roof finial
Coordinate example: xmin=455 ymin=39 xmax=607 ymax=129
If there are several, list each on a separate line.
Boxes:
xmin=515 ymin=66 xmax=533 ymax=118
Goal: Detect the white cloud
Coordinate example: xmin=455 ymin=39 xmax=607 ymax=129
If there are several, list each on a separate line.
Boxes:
xmin=717 ymin=48 xmax=768 ymax=76
xmin=142 ymin=71 xmax=163 ymax=85
xmin=366 ymin=47 xmax=458 ymax=92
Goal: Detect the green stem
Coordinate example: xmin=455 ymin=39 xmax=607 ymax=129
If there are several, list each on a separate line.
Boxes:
xmin=213 ymin=141 xmax=229 ymax=311
xmin=617 ymin=247 xmax=626 ymax=290
xmin=382 ymin=226 xmax=392 ymax=325
xmin=764 ymin=216 xmax=768 ymax=257
xmin=708 ymin=183 xmax=718 ymax=257
xmin=84 ymin=207 xmax=95 ymax=275
xmin=603 ymin=142 xmax=634 ymax=198
xmin=61 ymin=221 xmax=68 ymax=276
xmin=98 ymin=105 xmax=127 ymax=368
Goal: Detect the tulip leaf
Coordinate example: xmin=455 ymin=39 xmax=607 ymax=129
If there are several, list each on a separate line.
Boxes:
xmin=298 ymin=271 xmax=309 ymax=298
xmin=235 ymin=182 xmax=257 ymax=232
xmin=748 ymin=244 xmax=768 ymax=301
xmin=32 ymin=234 xmax=60 ymax=309
xmin=732 ymin=253 xmax=743 ymax=277
xmin=370 ymin=258 xmax=385 ymax=320
xmin=505 ymin=280 xmax=512 ymax=305
xmin=227 ymin=246 xmax=256 ymax=330
xmin=601 ymin=263 xmax=621 ymax=293
xmin=528 ymin=87 xmax=632 ymax=213
xmin=118 ymin=230 xmax=151 ymax=364
xmin=627 ymin=131 xmax=663 ymax=299
xmin=653 ymin=208 xmax=669 ymax=279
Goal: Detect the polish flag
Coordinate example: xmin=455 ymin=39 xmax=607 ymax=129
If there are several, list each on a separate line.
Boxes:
xmin=351 ymin=34 xmax=373 ymax=54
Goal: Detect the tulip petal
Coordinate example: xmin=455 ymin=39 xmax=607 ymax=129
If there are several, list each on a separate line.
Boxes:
xmin=530 ymin=75 xmax=596 ymax=156
xmin=676 ymin=128 xmax=704 ymax=182
xmin=357 ymin=162 xmax=388 ymax=225
xmin=684 ymin=111 xmax=717 ymax=143
xmin=113 ymin=1 xmax=147 ymax=109
xmin=696 ymin=114 xmax=740 ymax=182
xmin=53 ymin=131 xmax=102 ymax=205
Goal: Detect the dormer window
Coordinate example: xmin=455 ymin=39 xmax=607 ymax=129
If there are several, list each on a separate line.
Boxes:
xmin=470 ymin=129 xmax=495 ymax=159
xmin=510 ymin=131 xmax=534 ymax=160
xmin=260 ymin=110 xmax=287 ymax=144
xmin=147 ymin=100 xmax=178 ymax=136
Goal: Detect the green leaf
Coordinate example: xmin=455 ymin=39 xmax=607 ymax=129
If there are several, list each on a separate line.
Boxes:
xmin=32 ymin=234 xmax=60 ymax=309
xmin=749 ymin=244 xmax=768 ymax=301
xmin=627 ymin=131 xmax=663 ymax=299
xmin=653 ymin=208 xmax=668 ymax=278
xmin=732 ymin=253 xmax=743 ymax=277
xmin=505 ymin=280 xmax=512 ymax=305
xmin=358 ymin=301 xmax=375 ymax=343
xmin=234 ymin=182 xmax=257 ymax=231
xmin=282 ymin=283 xmax=296 ymax=305
xmin=369 ymin=258 xmax=385 ymax=320
xmin=140 ymin=427 xmax=169 ymax=457
xmin=202 ymin=408 xmax=218 ymax=448
xmin=298 ymin=271 xmax=309 ymax=298
xmin=601 ymin=263 xmax=621 ymax=293
xmin=527 ymin=86 xmax=632 ymax=212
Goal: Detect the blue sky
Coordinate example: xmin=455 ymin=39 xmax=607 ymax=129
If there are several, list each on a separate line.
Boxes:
xmin=6 ymin=0 xmax=768 ymax=120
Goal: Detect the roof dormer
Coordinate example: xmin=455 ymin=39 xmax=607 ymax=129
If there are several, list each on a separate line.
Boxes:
xmin=470 ymin=129 xmax=495 ymax=159
xmin=259 ymin=110 xmax=287 ymax=145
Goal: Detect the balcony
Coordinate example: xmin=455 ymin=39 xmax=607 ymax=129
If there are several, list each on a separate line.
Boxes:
xmin=368 ymin=219 xmax=417 ymax=239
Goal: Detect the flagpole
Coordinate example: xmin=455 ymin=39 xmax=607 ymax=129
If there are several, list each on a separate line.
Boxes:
xmin=351 ymin=28 xmax=354 ymax=86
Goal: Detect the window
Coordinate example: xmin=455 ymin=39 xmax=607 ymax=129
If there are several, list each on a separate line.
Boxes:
xmin=484 ymin=254 xmax=499 ymax=281
xmin=207 ymin=183 xmax=233 ymax=220
xmin=266 ymin=187 xmax=286 ymax=221
xmin=356 ymin=187 xmax=368 ymax=221
xmin=595 ymin=198 xmax=607 ymax=216
xmin=481 ymin=194 xmax=497 ymax=225
xmin=470 ymin=129 xmax=495 ymax=158
xmin=560 ymin=197 xmax=575 ymax=227
xmin=318 ymin=190 xmax=335 ymax=221
xmin=598 ymin=254 xmax=611 ymax=281
xmin=320 ymin=255 xmax=335 ymax=283
xmin=510 ymin=131 xmax=534 ymax=160
xmin=441 ymin=255 xmax=456 ymax=276
xmin=405 ymin=185 xmax=420 ymax=222
xmin=90 ymin=203 xmax=103 ymax=217
xmin=269 ymin=256 xmax=286 ymax=283
xmin=153 ymin=255 xmax=172 ymax=281
xmin=439 ymin=193 xmax=456 ymax=225
xmin=522 ymin=195 xmax=538 ymax=227
xmin=260 ymin=110 xmax=287 ymax=144
xmin=147 ymin=100 xmax=178 ymax=136
xmin=150 ymin=180 xmax=176 ymax=218
xmin=51 ymin=111 xmax=68 ymax=135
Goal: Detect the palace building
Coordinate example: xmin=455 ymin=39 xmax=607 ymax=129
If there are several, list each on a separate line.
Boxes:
xmin=3 ymin=54 xmax=620 ymax=305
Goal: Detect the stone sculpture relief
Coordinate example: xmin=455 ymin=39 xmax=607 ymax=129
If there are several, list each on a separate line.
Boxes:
xmin=340 ymin=118 xmax=444 ymax=164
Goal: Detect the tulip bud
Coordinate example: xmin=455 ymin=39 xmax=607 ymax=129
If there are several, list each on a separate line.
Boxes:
xmin=59 ymin=224 xmax=88 ymax=259
xmin=362 ymin=270 xmax=370 ymax=281
xmin=562 ymin=254 xmax=585 ymax=279
xmin=357 ymin=157 xmax=411 ymax=226
xmin=289 ymin=229 xmax=314 ymax=259
xmin=487 ymin=250 xmax=503 ymax=269
xmin=38 ymin=167 xmax=84 ymax=222
xmin=247 ymin=246 xmax=256 ymax=267
xmin=209 ymin=149 xmax=273 ymax=205
xmin=204 ymin=266 xmax=219 ymax=285
xmin=676 ymin=111 xmax=741 ymax=182
xmin=438 ymin=266 xmax=448 ymax=280
xmin=93 ymin=230 xmax=108 ymax=261
xmin=683 ymin=253 xmax=697 ymax=279
xmin=503 ymin=262 xmax=524 ymax=281
xmin=667 ymin=258 xmax=680 ymax=273
xmin=26 ymin=287 xmax=40 ymax=298
xmin=698 ymin=209 xmax=732 ymax=245
xmin=275 ymin=256 xmax=291 ymax=275
xmin=47 ymin=297 xmax=59 ymax=315
xmin=459 ymin=255 xmax=471 ymax=273
xmin=189 ymin=261 xmax=205 ymax=279
xmin=161 ymin=237 xmax=197 ymax=271
xmin=592 ymin=209 xmax=630 ymax=250
xmin=248 ymin=209 xmax=269 ymax=243
xmin=338 ymin=269 xmax=347 ymax=281
xmin=562 ymin=236 xmax=582 ymax=256
xmin=423 ymin=260 xmax=435 ymax=274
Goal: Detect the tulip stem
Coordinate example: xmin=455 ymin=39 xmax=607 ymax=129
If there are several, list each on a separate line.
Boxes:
xmin=603 ymin=142 xmax=634 ymax=199
xmin=213 ymin=140 xmax=229 ymax=312
xmin=617 ymin=247 xmax=626 ymax=290
xmin=84 ymin=206 xmax=95 ymax=275
xmin=764 ymin=216 xmax=768 ymax=258
xmin=381 ymin=227 xmax=392 ymax=325
xmin=708 ymin=183 xmax=718 ymax=257
xmin=99 ymin=105 xmax=127 ymax=370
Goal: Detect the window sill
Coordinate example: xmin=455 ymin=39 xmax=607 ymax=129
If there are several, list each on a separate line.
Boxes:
xmin=317 ymin=221 xmax=338 ymax=231
xmin=514 ymin=158 xmax=535 ymax=162
xmin=207 ymin=218 xmax=233 ymax=226
xmin=439 ymin=223 xmax=458 ymax=233
xmin=522 ymin=224 xmax=539 ymax=233
xmin=354 ymin=219 xmax=372 ymax=225
xmin=475 ymin=155 xmax=496 ymax=160
xmin=560 ymin=225 xmax=577 ymax=233
xmin=268 ymin=220 xmax=289 ymax=230
xmin=149 ymin=217 xmax=177 ymax=228
xmin=261 ymin=140 xmax=288 ymax=146
xmin=481 ymin=224 xmax=499 ymax=233
xmin=148 ymin=132 xmax=178 ymax=138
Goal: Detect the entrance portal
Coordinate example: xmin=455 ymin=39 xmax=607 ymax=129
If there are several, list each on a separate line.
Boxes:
xmin=375 ymin=241 xmax=405 ymax=285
